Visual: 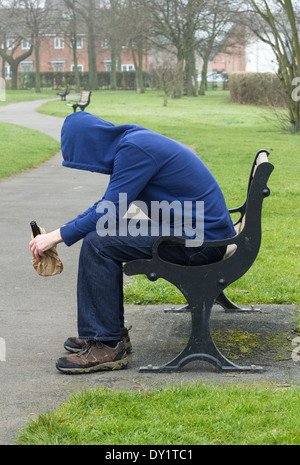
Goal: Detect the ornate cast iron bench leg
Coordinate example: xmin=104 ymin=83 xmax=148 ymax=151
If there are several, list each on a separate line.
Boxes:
xmin=140 ymin=297 xmax=263 ymax=374
xmin=215 ymin=291 xmax=261 ymax=313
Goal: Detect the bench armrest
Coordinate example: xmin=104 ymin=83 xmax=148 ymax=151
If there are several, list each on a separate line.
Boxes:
xmin=228 ymin=204 xmax=245 ymax=215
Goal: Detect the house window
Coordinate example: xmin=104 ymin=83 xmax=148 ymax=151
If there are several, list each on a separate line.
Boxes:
xmin=71 ymin=37 xmax=83 ymax=49
xmin=21 ymin=40 xmax=31 ymax=50
xmin=21 ymin=61 xmax=33 ymax=72
xmin=103 ymin=59 xmax=111 ymax=71
xmin=71 ymin=64 xmax=84 ymax=72
xmin=101 ymin=39 xmax=109 ymax=49
xmin=77 ymin=37 xmax=83 ymax=49
xmin=6 ymin=39 xmax=14 ymax=50
xmin=121 ymin=64 xmax=134 ymax=71
xmin=52 ymin=61 xmax=65 ymax=71
xmin=5 ymin=65 xmax=11 ymax=79
xmin=54 ymin=38 xmax=64 ymax=49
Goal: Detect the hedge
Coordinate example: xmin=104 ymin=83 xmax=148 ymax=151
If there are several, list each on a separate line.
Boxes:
xmin=229 ymin=72 xmax=287 ymax=107
xmin=19 ymin=70 xmax=150 ymax=90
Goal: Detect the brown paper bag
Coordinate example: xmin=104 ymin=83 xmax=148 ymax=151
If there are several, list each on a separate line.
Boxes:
xmin=32 ymin=227 xmax=63 ymax=276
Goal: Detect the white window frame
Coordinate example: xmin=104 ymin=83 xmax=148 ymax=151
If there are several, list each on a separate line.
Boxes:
xmin=71 ymin=37 xmax=83 ymax=49
xmin=101 ymin=39 xmax=109 ymax=49
xmin=52 ymin=60 xmax=65 ymax=71
xmin=71 ymin=64 xmax=84 ymax=72
xmin=76 ymin=37 xmax=83 ymax=49
xmin=103 ymin=58 xmax=111 ymax=71
xmin=21 ymin=39 xmax=31 ymax=50
xmin=21 ymin=61 xmax=33 ymax=72
xmin=54 ymin=37 xmax=64 ymax=49
xmin=121 ymin=64 xmax=134 ymax=71
xmin=5 ymin=65 xmax=11 ymax=79
xmin=6 ymin=39 xmax=14 ymax=50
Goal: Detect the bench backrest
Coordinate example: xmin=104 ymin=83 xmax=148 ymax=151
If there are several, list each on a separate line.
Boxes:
xmin=223 ymin=150 xmax=273 ymax=268
xmin=234 ymin=150 xmax=269 ymax=235
xmin=224 ymin=151 xmax=270 ymax=260
xmin=79 ymin=91 xmax=91 ymax=104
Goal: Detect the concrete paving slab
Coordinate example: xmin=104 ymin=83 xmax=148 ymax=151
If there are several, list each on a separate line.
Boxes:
xmin=0 ymin=100 xmax=299 ymax=445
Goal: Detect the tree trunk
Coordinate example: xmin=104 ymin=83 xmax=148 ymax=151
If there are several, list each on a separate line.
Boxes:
xmin=34 ymin=35 xmax=41 ymax=93
xmin=199 ymin=53 xmax=209 ymax=96
xmin=184 ymin=50 xmax=196 ymax=96
xmin=72 ymin=43 xmax=80 ymax=92
xmin=136 ymin=41 xmax=144 ymax=93
xmin=10 ymin=62 xmax=18 ymax=90
xmin=110 ymin=47 xmax=117 ymax=90
xmin=87 ymin=0 xmax=98 ymax=90
xmin=172 ymin=56 xmax=184 ymax=99
xmin=131 ymin=40 xmax=144 ymax=94
xmin=1 ymin=57 xmax=5 ymax=80
xmin=71 ymin=14 xmax=80 ymax=93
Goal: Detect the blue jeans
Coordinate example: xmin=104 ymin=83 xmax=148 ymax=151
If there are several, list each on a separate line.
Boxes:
xmin=77 ymin=231 xmax=226 ymax=341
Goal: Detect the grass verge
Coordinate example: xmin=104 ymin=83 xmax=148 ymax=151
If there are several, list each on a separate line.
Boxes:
xmin=0 ymin=123 xmax=60 ymax=179
xmin=0 ymin=88 xmax=61 ymax=107
xmin=16 ymin=383 xmax=300 ymax=445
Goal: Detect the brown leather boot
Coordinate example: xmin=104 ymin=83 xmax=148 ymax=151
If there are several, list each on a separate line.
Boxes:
xmin=56 ymin=340 xmax=128 ymax=374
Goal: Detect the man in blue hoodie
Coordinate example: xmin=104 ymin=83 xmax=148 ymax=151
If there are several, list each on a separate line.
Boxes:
xmin=29 ymin=112 xmax=235 ymax=374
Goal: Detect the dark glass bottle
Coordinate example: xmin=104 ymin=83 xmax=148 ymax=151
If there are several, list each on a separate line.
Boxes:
xmin=30 ymin=221 xmax=41 ymax=238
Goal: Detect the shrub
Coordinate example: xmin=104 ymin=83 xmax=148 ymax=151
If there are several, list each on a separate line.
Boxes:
xmin=229 ymin=72 xmax=287 ymax=107
xmin=19 ymin=70 xmax=150 ymax=91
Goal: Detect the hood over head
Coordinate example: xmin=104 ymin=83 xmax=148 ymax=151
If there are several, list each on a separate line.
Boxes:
xmin=61 ymin=112 xmax=137 ymax=174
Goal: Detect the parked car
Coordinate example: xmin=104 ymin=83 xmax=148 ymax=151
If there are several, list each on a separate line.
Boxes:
xmin=196 ymin=72 xmax=227 ymax=83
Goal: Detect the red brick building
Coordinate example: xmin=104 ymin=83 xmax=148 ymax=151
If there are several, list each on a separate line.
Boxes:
xmin=210 ymin=42 xmax=246 ymax=74
xmin=3 ymin=34 xmax=138 ymax=80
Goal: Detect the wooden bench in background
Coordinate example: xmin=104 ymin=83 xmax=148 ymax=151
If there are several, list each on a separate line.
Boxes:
xmin=56 ymin=85 xmax=70 ymax=101
xmin=67 ymin=91 xmax=91 ymax=112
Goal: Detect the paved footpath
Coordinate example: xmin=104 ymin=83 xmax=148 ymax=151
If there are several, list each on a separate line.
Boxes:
xmin=0 ymin=99 xmax=299 ymax=444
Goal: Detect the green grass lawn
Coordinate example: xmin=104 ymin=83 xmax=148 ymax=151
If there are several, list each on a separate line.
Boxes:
xmin=40 ymin=90 xmax=300 ymax=306
xmin=16 ymin=383 xmax=300 ymax=445
xmin=0 ymin=90 xmax=60 ymax=178
xmin=0 ymin=123 xmax=60 ymax=179
xmin=0 ymin=88 xmax=58 ymax=106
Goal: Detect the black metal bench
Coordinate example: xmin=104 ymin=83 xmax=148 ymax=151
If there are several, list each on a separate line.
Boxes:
xmin=67 ymin=90 xmax=91 ymax=112
xmin=57 ymin=85 xmax=70 ymax=101
xmin=124 ymin=150 xmax=274 ymax=373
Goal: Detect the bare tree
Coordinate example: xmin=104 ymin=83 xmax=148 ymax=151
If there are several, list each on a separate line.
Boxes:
xmin=99 ymin=0 xmax=126 ymax=91
xmin=12 ymin=0 xmax=58 ymax=92
xmin=197 ymin=0 xmax=242 ymax=96
xmin=0 ymin=4 xmax=33 ymax=89
xmin=152 ymin=55 xmax=180 ymax=105
xmin=121 ymin=0 xmax=149 ymax=93
xmin=60 ymin=0 xmax=82 ymax=92
xmin=76 ymin=0 xmax=99 ymax=90
xmin=146 ymin=0 xmax=206 ymax=97
xmin=246 ymin=0 xmax=300 ymax=132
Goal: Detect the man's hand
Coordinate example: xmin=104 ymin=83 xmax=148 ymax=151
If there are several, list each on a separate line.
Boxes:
xmin=29 ymin=228 xmax=63 ymax=262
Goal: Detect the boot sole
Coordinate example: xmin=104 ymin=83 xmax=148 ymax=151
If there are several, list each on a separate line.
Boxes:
xmin=56 ymin=357 xmax=128 ymax=375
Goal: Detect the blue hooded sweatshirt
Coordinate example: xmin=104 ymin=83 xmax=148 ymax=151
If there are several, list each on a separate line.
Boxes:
xmin=60 ymin=112 xmax=235 ymax=246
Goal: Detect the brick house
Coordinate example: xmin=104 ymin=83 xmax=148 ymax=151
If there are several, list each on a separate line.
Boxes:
xmin=209 ymin=42 xmax=246 ymax=74
xmin=3 ymin=34 xmax=138 ymax=80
